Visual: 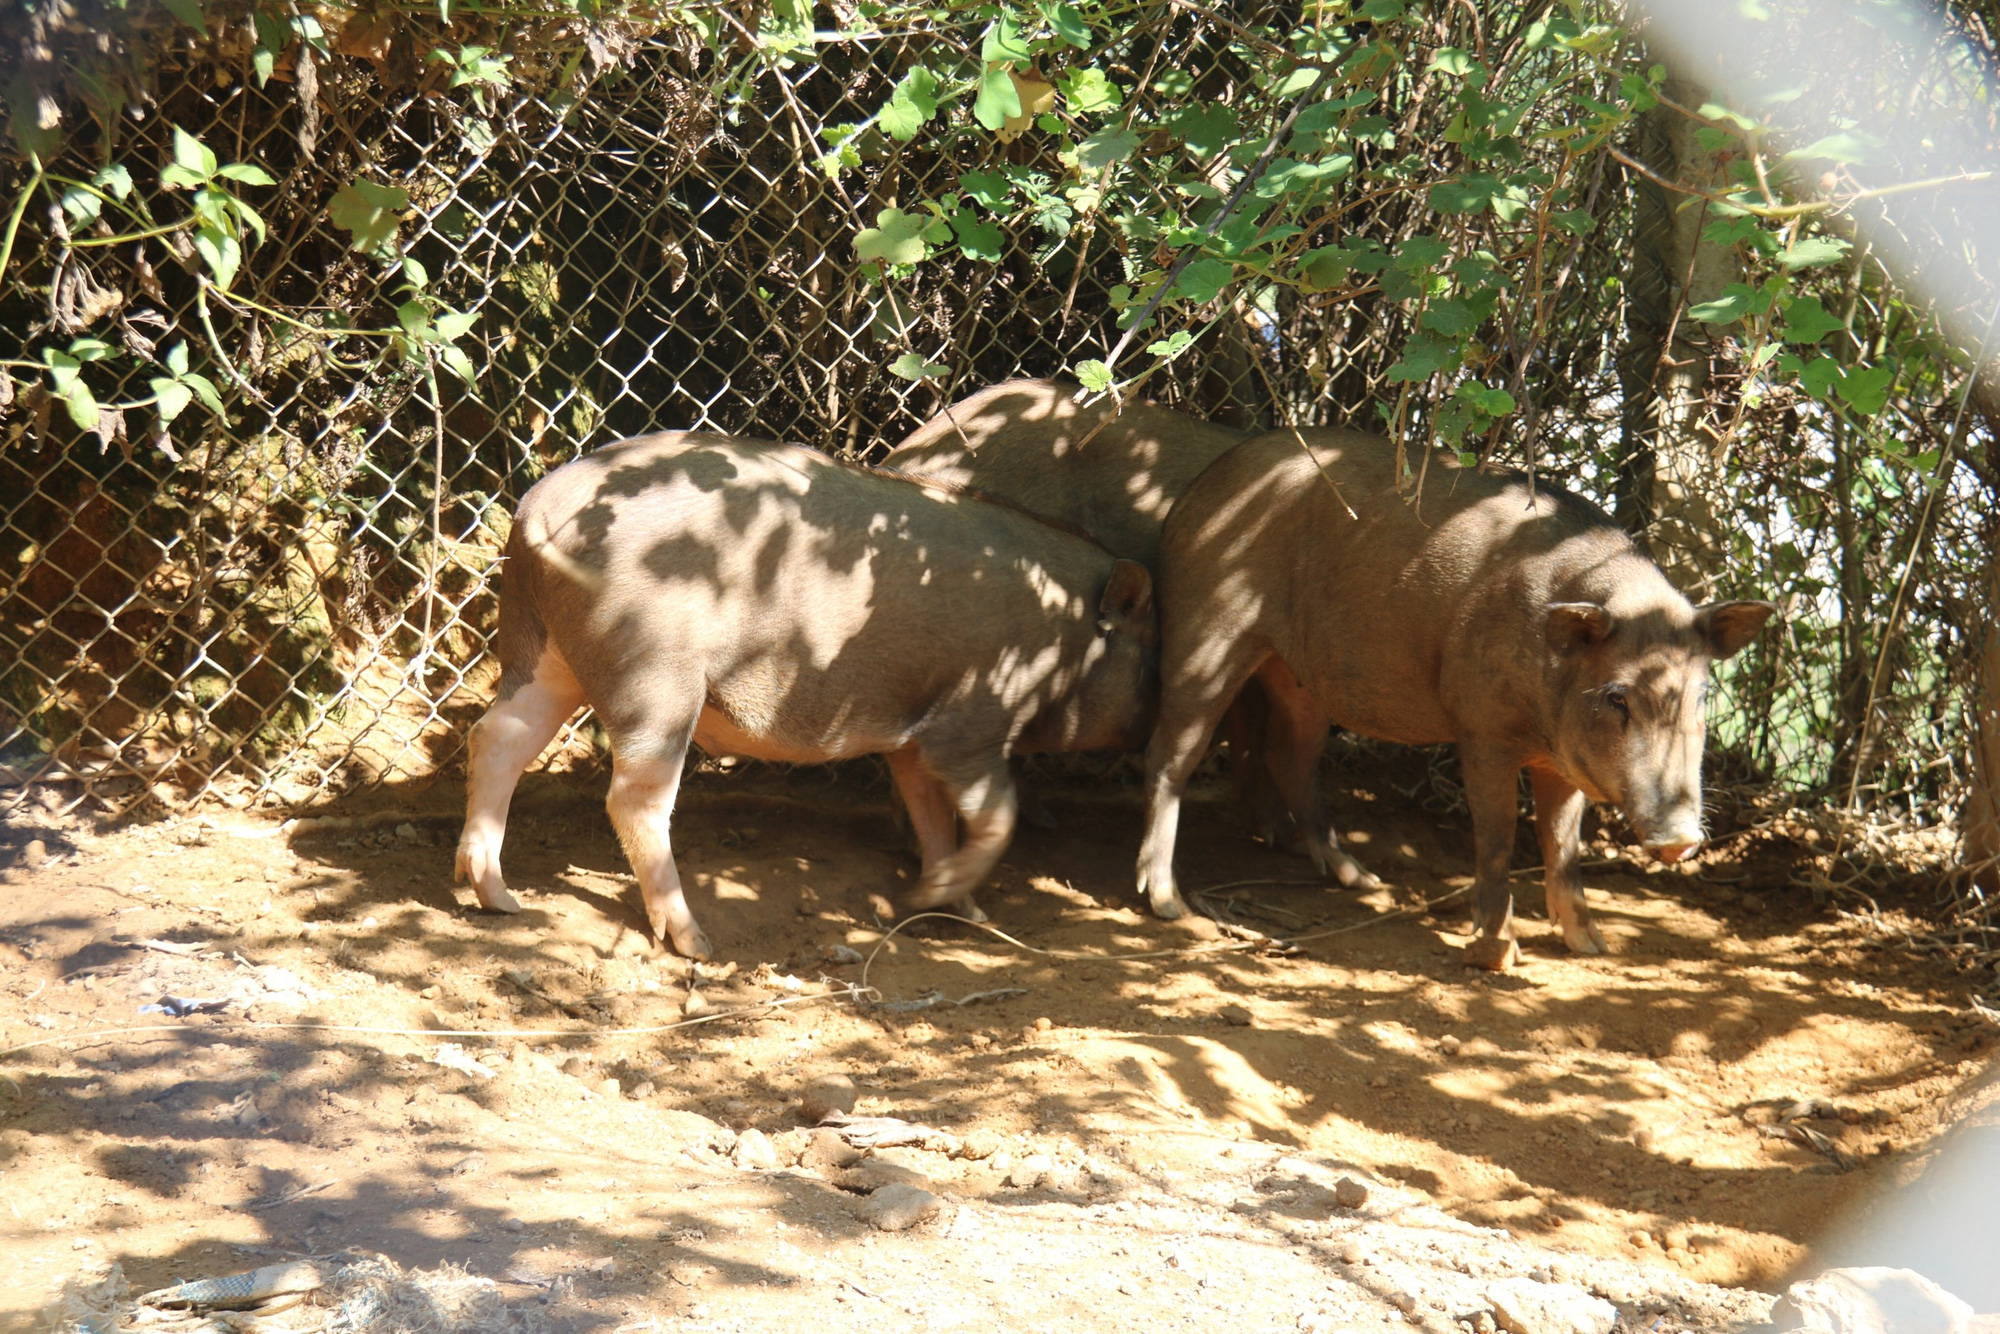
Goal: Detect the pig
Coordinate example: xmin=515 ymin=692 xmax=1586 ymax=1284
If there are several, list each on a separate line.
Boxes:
xmin=454 ymin=431 xmax=1157 ymax=958
xmin=881 ymin=380 xmax=1316 ymax=853
xmin=879 ymin=377 xmax=1246 ymax=567
xmin=1134 ymin=428 xmax=1777 ymax=968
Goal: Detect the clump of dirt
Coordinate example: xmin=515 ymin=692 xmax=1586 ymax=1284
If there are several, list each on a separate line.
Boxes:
xmin=1 ymin=757 xmax=1994 ymax=1332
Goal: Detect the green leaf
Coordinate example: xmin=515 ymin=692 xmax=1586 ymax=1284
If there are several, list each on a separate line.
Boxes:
xmin=68 ymin=337 xmax=117 ymax=362
xmin=1042 ymin=1 xmax=1090 ymax=47
xmin=1059 ymin=68 xmax=1122 ymax=113
xmin=1687 ymin=285 xmax=1754 ymax=324
xmin=1358 ymin=0 xmax=1405 ymax=16
xmin=1427 ymin=179 xmax=1487 ymax=213
xmin=328 ymin=178 xmax=410 ymax=254
xmin=947 ymin=211 xmax=1003 ymax=262
xmin=42 ymin=349 xmax=81 ymax=390
xmin=1781 ymin=236 xmax=1852 ymax=270
xmin=1076 ymin=127 xmax=1139 ymax=171
xmin=437 ymin=346 xmax=478 ymax=385
xmin=159 ymin=0 xmax=206 ymax=34
xmin=1386 ymin=333 xmax=1459 ymax=383
xmin=1779 ymin=295 xmax=1846 ymax=344
xmin=879 ymin=66 xmax=939 ymax=142
xmin=216 ymin=161 xmax=275 ymax=186
xmin=1836 ymin=364 xmax=1893 ymax=415
xmin=165 ymin=341 xmax=189 ymax=376
xmin=1394 ymin=235 xmax=1450 ymax=271
xmin=193 ymin=225 xmax=240 ymax=289
xmin=1428 ymin=47 xmax=1473 ymax=76
xmin=1172 ymin=257 xmax=1236 ymax=305
xmin=855 ymin=207 xmax=931 ymax=266
xmin=171 ymin=125 xmax=216 ymax=178
xmin=973 ymin=64 xmax=1023 ymax=132
xmin=1785 ymin=130 xmax=1877 ymax=165
xmin=402 ymin=255 xmax=431 ymax=289
xmin=1420 ymin=297 xmax=1486 ymax=336
xmin=60 ymin=186 xmax=103 ymax=228
xmin=397 ymin=301 xmax=433 ymax=338
xmin=1146 ymin=330 xmax=1196 ymax=359
xmin=981 ymin=11 xmax=1031 ymax=65
xmin=434 ymin=310 xmax=478 ymax=340
xmin=889 ymin=353 xmax=949 ymax=380
xmin=150 ymin=377 xmax=193 ymax=424
xmin=1797 ymin=356 xmax=1845 ymax=400
xmin=1552 ymin=208 xmax=1596 ymax=236
xmin=94 ymin=164 xmax=134 ymax=200
xmin=1170 ymin=103 xmax=1237 ymax=156
xmin=1073 ymin=359 xmax=1113 ymax=393
xmin=182 ymin=371 xmax=224 ymax=414
xmin=959 ymin=171 xmax=1010 ymax=208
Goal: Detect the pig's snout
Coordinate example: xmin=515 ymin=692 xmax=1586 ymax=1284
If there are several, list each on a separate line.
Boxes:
xmin=1645 ymin=837 xmax=1698 ymax=864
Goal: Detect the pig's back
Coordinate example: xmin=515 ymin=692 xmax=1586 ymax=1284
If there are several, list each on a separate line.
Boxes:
xmin=882 ymin=379 xmax=1243 ymax=564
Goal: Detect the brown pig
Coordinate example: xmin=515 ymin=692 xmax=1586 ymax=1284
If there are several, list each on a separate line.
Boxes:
xmin=880 ymin=377 xmax=1245 ymax=567
xmin=455 ymin=431 xmax=1156 ymax=958
xmin=1135 ymin=428 xmax=1776 ymax=968
xmin=881 ymin=380 xmax=1321 ymax=854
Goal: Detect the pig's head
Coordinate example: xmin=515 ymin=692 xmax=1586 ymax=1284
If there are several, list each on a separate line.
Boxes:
xmin=1544 ymin=597 xmax=1778 ymax=862
xmin=1017 ymin=558 xmax=1158 ymax=754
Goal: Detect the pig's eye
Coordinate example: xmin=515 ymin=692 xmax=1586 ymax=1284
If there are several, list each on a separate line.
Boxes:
xmin=1605 ymin=688 xmax=1630 ymax=717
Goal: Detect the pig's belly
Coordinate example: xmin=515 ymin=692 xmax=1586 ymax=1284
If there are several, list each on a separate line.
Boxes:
xmin=692 ymin=705 xmax=909 ymax=766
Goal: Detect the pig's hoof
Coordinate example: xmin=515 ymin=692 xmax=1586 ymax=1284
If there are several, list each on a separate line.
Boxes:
xmin=958 ymin=899 xmax=990 ymax=925
xmin=1147 ymin=890 xmax=1189 ymax=921
xmin=1462 ymin=935 xmax=1519 ymax=972
xmin=476 ymin=885 xmax=523 ymax=915
xmin=1562 ymin=922 xmax=1609 ymax=956
xmin=668 ymin=926 xmax=714 ymax=961
xmin=1332 ymin=855 xmax=1380 ymax=891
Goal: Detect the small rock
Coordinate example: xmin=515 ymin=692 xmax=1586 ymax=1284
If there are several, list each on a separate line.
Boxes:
xmin=561 ymin=1056 xmax=591 ymax=1078
xmin=1468 ymin=1314 xmax=1497 ymax=1334
xmin=859 ymin=1183 xmax=942 ymax=1232
xmin=1769 ymin=1266 xmax=1973 ymax=1334
xmin=821 ymin=944 xmax=864 ymax=966
xmin=501 ymin=1217 xmax=525 ymax=1233
xmin=802 ymin=1127 xmax=865 ymax=1170
xmin=1439 ymin=1034 xmax=1462 ymax=1055
xmin=956 ymin=1129 xmax=1001 ymax=1161
xmin=1388 ymin=1291 xmax=1417 ymax=1315
xmin=1487 ymin=1277 xmax=1617 ymax=1334
xmin=1220 ymin=1004 xmax=1253 ymax=1027
xmin=1338 ymin=1242 xmax=1365 ymax=1265
xmin=770 ymin=1128 xmax=811 ymax=1165
xmin=1006 ymin=1154 xmax=1053 ymax=1189
xmin=395 ymin=823 xmax=419 ymax=840
xmin=588 ymin=1257 xmax=617 ymax=1278
xmin=683 ymin=991 xmax=710 ymax=1018
xmin=838 ymin=1159 xmax=931 ymax=1193
xmin=798 ymin=1074 xmax=858 ymax=1123
xmin=448 ymin=1151 xmax=487 ymax=1177
xmin=731 ymin=1128 xmax=779 ymax=1170
xmin=629 ymin=1080 xmax=655 ymax=1100
xmin=593 ymin=1076 xmax=622 ymax=1099
xmin=1034 ymin=1016 xmax=1053 ymax=1033
xmin=1742 ymin=893 xmax=1768 ymax=912
xmin=23 ymin=839 xmax=49 ymax=869
xmin=420 ymin=985 xmax=442 ymax=1000
xmin=1333 ymin=1177 xmax=1370 ymax=1210
xmin=71 ymin=1237 xmax=91 ymax=1250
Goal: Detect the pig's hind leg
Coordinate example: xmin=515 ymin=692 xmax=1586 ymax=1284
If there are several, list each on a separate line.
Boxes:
xmin=902 ymin=752 xmax=1016 ymax=914
xmin=456 ymin=650 xmax=586 ymax=914
xmin=1254 ymin=657 xmax=1379 ymax=890
xmin=604 ymin=717 xmax=710 ymax=960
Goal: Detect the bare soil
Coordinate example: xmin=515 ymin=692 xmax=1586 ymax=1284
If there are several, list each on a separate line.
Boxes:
xmin=3 ymin=751 xmax=1995 ymax=1332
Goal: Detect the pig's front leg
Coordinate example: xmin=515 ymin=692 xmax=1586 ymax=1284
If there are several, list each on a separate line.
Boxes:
xmin=904 ymin=755 xmax=1016 ymax=912
xmin=1531 ymin=767 xmax=1605 ymax=955
xmin=887 ymin=747 xmax=986 ymax=923
xmin=1460 ymin=742 xmax=1522 ymax=972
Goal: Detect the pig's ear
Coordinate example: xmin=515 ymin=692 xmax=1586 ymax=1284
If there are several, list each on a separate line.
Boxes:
xmin=1696 ymin=600 xmax=1778 ymax=660
xmin=1547 ymin=602 xmax=1612 ymax=653
xmin=1097 ymin=559 xmax=1154 ymax=631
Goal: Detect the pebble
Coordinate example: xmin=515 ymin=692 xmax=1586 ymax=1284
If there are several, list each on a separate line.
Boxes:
xmin=859 ymin=1183 xmax=942 ymax=1232
xmin=798 ymin=1075 xmax=858 ymax=1123
xmin=683 ymin=991 xmax=710 ymax=1018
xmin=1338 ymin=1242 xmax=1365 ymax=1265
xmin=1333 ymin=1177 xmax=1370 ymax=1210
xmin=501 ymin=1217 xmax=525 ymax=1233
xmin=1439 ymin=1034 xmax=1462 ymax=1055
xmin=771 ymin=1128 xmax=811 ymax=1166
xmin=561 ymin=1056 xmax=591 ymax=1078
xmin=1006 ymin=1154 xmax=1053 ymax=1189
xmin=956 ymin=1129 xmax=1001 ymax=1161
xmin=1034 ymin=1016 xmax=1053 ymax=1033
xmin=23 ymin=839 xmax=49 ymax=869
xmin=839 ymin=1159 xmax=931 ymax=1193
xmin=1467 ymin=1314 xmax=1497 ymax=1334
xmin=1486 ymin=1277 xmax=1617 ymax=1334
xmin=629 ymin=1080 xmax=655 ymax=1100
xmin=395 ymin=823 xmax=418 ymax=840
xmin=593 ymin=1077 xmax=622 ymax=1100
xmin=1388 ymin=1291 xmax=1417 ymax=1315
xmin=1770 ymin=1266 xmax=1973 ymax=1334
xmin=1220 ymin=1004 xmax=1253 ymax=1027
xmin=731 ymin=1128 xmax=779 ymax=1171
xmin=802 ymin=1127 xmax=865 ymax=1170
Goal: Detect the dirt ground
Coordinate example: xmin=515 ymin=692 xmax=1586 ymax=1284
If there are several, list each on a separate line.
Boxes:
xmin=3 ymin=748 xmax=1996 ymax=1333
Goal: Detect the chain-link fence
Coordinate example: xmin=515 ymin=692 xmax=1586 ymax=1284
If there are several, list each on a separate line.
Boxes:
xmin=0 ymin=3 xmax=1989 ymax=831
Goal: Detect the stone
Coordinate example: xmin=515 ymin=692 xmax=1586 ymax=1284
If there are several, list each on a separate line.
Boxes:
xmin=859 ymin=1183 xmax=942 ymax=1232
xmin=593 ymin=1077 xmax=622 ymax=1100
xmin=1769 ymin=1267 xmax=1973 ymax=1334
xmin=23 ymin=839 xmax=48 ymax=869
xmin=1487 ymin=1277 xmax=1618 ymax=1334
xmin=1333 ymin=1177 xmax=1370 ymax=1210
xmin=798 ymin=1075 xmax=858 ymax=1123
xmin=1220 ymin=1004 xmax=1253 ymax=1027
xmin=501 ymin=1217 xmax=525 ymax=1233
xmin=801 ymin=1127 xmax=865 ymax=1171
xmin=770 ymin=1128 xmax=811 ymax=1166
xmin=731 ymin=1128 xmax=779 ymax=1170
xmin=1006 ymin=1154 xmax=1053 ymax=1189
xmin=839 ymin=1158 xmax=931 ymax=1194
xmin=1388 ymin=1291 xmax=1417 ymax=1314
xmin=395 ymin=823 xmax=419 ymax=840
xmin=956 ymin=1129 xmax=1002 ymax=1161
